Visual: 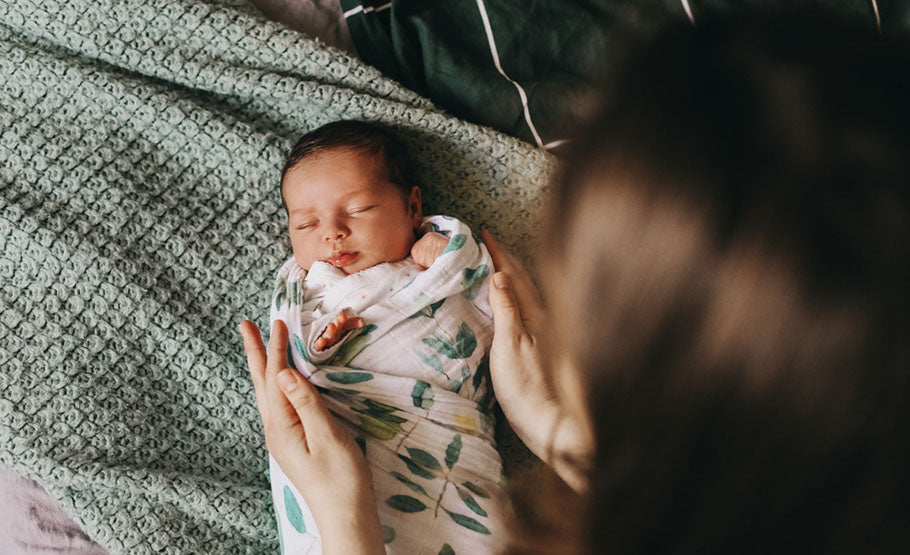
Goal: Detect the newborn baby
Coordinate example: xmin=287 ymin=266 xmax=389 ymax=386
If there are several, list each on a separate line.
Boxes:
xmin=268 ymin=121 xmax=503 ymax=554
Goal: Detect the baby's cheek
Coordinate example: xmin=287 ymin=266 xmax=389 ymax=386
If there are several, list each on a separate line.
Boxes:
xmin=290 ymin=239 xmax=316 ymax=271
xmin=292 ymin=255 xmax=310 ymax=271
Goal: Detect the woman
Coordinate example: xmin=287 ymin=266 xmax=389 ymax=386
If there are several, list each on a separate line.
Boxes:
xmin=240 ymin=10 xmax=910 ymax=554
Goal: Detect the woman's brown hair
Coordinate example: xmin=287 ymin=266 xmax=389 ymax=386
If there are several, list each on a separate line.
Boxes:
xmin=507 ymin=9 xmax=910 ymax=554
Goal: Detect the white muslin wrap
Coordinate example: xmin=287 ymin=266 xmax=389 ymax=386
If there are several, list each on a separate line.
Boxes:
xmin=268 ymin=215 xmax=505 ymax=555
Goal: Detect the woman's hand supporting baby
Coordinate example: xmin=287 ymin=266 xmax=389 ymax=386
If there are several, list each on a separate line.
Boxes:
xmin=481 ymin=231 xmax=593 ymax=493
xmin=238 ymin=320 xmax=385 ymax=555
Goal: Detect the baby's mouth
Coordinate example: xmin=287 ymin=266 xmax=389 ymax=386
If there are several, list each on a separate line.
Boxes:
xmin=328 ymin=251 xmax=360 ymax=268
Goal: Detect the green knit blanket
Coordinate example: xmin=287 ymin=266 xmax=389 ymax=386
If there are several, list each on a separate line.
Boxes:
xmin=0 ymin=0 xmax=553 ymax=552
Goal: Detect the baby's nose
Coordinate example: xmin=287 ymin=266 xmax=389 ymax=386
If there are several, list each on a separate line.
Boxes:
xmin=323 ymin=222 xmax=350 ymax=241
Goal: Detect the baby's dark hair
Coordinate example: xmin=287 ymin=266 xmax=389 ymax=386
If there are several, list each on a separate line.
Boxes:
xmin=279 ymin=120 xmax=415 ymax=207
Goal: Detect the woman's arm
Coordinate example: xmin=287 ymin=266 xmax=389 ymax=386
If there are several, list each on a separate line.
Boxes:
xmin=239 ymin=320 xmax=385 ymax=555
xmin=480 ymin=231 xmax=593 ymax=492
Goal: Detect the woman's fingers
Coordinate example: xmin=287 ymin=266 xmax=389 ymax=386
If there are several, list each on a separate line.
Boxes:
xmin=238 ymin=320 xmax=270 ymax=425
xmin=262 ymin=320 xmax=304 ymax=437
xmin=239 ymin=320 xmax=267 ymax=383
xmin=480 ymin=230 xmax=513 ymax=270
xmin=241 ymin=320 xmax=381 ymax=551
xmin=276 ymin=368 xmax=339 ymax=448
xmin=482 ymin=233 xmax=568 ymax=469
xmin=481 ymin=229 xmax=532 ymax=281
xmin=266 ymin=319 xmax=291 ymax=372
xmin=480 ymin=230 xmax=547 ymax=325
xmin=488 ymin=272 xmax=527 ymax=343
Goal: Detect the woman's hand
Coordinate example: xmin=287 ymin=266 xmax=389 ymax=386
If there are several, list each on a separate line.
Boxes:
xmin=480 ymin=231 xmax=593 ymax=492
xmin=238 ymin=319 xmax=384 ymax=555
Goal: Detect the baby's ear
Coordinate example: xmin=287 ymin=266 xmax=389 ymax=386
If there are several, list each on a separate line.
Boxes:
xmin=407 ymin=186 xmax=423 ymax=228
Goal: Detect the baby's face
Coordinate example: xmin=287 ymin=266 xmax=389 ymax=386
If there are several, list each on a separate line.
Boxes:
xmin=283 ymin=148 xmax=422 ymax=275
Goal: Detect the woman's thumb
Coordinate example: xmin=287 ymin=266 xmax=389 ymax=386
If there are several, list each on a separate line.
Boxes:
xmin=489 ymin=272 xmax=525 ymax=340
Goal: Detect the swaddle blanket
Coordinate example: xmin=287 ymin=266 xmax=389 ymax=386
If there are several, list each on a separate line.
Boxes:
xmin=269 ymin=215 xmax=503 ymax=554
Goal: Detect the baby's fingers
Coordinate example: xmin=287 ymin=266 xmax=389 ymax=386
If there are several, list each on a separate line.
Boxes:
xmin=411 ymin=242 xmax=430 ymax=268
xmin=341 ymin=316 xmax=365 ymax=334
xmin=335 ymin=311 xmax=348 ymax=326
xmin=315 ymin=329 xmax=335 ymax=352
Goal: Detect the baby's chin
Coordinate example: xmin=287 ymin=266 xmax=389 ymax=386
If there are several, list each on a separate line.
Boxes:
xmin=297 ymin=253 xmax=396 ymax=275
xmin=338 ymin=254 xmax=405 ymax=275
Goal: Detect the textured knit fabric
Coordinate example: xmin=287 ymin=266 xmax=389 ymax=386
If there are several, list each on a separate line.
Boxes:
xmin=0 ymin=0 xmax=553 ymax=553
xmin=269 ymin=215 xmax=503 ymax=554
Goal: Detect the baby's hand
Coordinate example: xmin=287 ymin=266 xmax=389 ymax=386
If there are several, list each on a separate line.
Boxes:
xmin=411 ymin=232 xmax=450 ymax=269
xmin=314 ymin=310 xmax=365 ymax=352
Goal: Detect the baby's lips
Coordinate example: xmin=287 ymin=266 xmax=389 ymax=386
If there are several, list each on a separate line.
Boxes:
xmin=328 ymin=251 xmax=360 ymax=268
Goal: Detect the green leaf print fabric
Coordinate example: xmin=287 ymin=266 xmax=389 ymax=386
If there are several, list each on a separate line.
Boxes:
xmin=267 ymin=216 xmax=504 ymax=554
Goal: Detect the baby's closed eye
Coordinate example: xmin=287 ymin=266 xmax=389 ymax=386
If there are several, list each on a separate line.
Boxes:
xmin=347 ymin=205 xmax=375 ymax=215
